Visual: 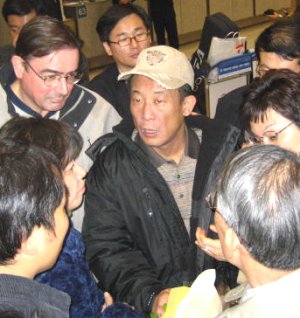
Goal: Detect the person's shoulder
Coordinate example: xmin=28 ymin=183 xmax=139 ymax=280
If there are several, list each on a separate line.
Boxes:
xmin=215 ymin=85 xmax=249 ymax=130
xmin=73 ymin=84 xmax=119 ymax=113
xmin=88 ymin=64 xmax=118 ymax=91
xmin=88 ymin=122 xmax=135 ymax=166
xmin=187 ymin=115 xmax=241 ymax=150
xmin=187 ymin=114 xmax=239 ymax=134
xmin=218 ymin=85 xmax=249 ymax=104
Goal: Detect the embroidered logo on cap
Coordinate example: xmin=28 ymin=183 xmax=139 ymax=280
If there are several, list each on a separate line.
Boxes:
xmin=146 ymin=50 xmax=167 ymax=66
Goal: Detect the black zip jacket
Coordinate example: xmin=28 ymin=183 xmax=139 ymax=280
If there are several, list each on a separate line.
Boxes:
xmin=82 ymin=115 xmax=240 ymax=314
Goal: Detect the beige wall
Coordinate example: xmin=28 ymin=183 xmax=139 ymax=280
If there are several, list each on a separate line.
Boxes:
xmin=0 ymin=0 xmax=10 ymax=47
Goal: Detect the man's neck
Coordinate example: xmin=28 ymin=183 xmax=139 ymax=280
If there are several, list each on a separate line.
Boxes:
xmin=242 ymin=256 xmax=293 ymax=288
xmin=10 ymin=80 xmax=48 ymax=117
xmin=152 ymin=126 xmax=186 ymax=165
xmin=0 ymin=263 xmax=36 ymax=280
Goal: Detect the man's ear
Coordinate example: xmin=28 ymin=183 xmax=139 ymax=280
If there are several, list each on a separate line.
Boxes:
xmin=11 ymin=55 xmax=26 ymax=79
xmin=103 ymin=42 xmax=113 ymax=57
xmin=224 ymin=228 xmax=242 ymax=264
xmin=20 ymin=226 xmax=49 ymax=257
xmin=182 ymin=95 xmax=196 ymax=116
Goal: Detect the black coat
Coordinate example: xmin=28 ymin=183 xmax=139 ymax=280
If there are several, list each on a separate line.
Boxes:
xmin=83 ymin=116 xmax=240 ymax=314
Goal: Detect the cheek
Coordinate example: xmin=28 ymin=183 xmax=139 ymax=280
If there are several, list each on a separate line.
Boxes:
xmin=64 ymin=174 xmax=78 ymax=197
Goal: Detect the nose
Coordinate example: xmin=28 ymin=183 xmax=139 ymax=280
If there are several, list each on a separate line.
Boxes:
xmin=56 ymin=77 xmax=70 ymax=95
xmin=129 ymin=36 xmax=139 ymax=48
xmin=73 ymin=162 xmax=87 ymax=180
xmin=142 ymin=101 xmax=155 ymax=120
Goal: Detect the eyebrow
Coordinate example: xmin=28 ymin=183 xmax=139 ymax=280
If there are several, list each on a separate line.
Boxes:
xmin=39 ymin=68 xmax=78 ymax=75
xmin=115 ymin=27 xmax=147 ymax=37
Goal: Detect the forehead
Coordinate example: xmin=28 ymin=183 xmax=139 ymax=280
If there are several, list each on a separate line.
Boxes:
xmin=7 ymin=10 xmax=37 ymax=27
xmin=259 ymin=51 xmax=300 ymax=70
xmin=111 ymin=13 xmax=146 ymax=35
xmin=29 ymin=48 xmax=79 ymax=71
xmin=250 ymin=108 xmax=287 ymax=127
xmin=131 ymin=75 xmax=167 ymax=91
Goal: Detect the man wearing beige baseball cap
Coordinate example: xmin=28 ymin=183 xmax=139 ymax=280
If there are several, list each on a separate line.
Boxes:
xmin=83 ymin=45 xmax=240 ymax=317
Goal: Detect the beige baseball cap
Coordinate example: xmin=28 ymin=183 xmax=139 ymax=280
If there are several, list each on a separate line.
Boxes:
xmin=118 ymin=45 xmax=194 ymax=90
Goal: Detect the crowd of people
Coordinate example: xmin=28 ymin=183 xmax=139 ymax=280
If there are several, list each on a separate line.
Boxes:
xmin=0 ymin=1 xmax=300 ymax=317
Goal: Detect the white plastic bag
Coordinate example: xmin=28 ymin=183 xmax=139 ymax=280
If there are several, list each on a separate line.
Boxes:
xmin=207 ymin=34 xmax=247 ymax=67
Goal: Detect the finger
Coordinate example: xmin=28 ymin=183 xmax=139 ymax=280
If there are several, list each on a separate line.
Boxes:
xmin=209 ymin=224 xmax=218 ymax=233
xmin=104 ymin=292 xmax=113 ymax=307
xmin=195 ymin=227 xmax=206 ymax=243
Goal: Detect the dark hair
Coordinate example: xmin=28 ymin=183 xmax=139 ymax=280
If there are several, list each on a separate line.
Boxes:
xmin=240 ymin=69 xmax=300 ymax=132
xmin=216 ymin=145 xmax=300 ymax=270
xmin=0 ymin=144 xmax=64 ymax=264
xmin=15 ymin=15 xmax=82 ymax=60
xmin=255 ymin=17 xmax=300 ymax=64
xmin=2 ymin=0 xmax=36 ymax=22
xmin=97 ymin=3 xmax=150 ymax=42
xmin=0 ymin=117 xmax=83 ymax=169
xmin=178 ymin=84 xmax=194 ymax=102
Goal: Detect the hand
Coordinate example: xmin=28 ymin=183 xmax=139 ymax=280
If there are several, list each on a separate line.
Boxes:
xmin=195 ymin=227 xmax=226 ymax=261
xmin=101 ymin=292 xmax=114 ymax=312
xmin=152 ymin=288 xmax=170 ymax=317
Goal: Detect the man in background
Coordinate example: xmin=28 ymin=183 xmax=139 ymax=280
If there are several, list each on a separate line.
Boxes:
xmin=87 ymin=3 xmax=151 ymax=122
xmin=0 ymin=0 xmax=36 ymax=67
xmin=149 ymin=0 xmax=179 ymax=49
xmin=0 ymin=0 xmax=89 ymax=83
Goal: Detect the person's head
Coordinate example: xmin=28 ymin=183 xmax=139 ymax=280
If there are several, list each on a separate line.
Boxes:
xmin=255 ymin=18 xmax=300 ymax=76
xmin=0 ymin=144 xmax=69 ymax=275
xmin=0 ymin=117 xmax=86 ymax=211
xmin=119 ymin=45 xmax=196 ymax=158
xmin=2 ymin=0 xmax=37 ymax=47
xmin=11 ymin=16 xmax=82 ymax=116
xmin=212 ymin=145 xmax=300 ymax=271
xmin=97 ymin=4 xmax=151 ymax=72
xmin=241 ymin=69 xmax=300 ymax=153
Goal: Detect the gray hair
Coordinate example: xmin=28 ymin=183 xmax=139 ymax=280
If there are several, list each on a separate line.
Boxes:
xmin=216 ymin=145 xmax=300 ymax=270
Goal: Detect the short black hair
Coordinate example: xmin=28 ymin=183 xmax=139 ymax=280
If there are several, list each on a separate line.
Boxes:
xmin=2 ymin=0 xmax=37 ymax=22
xmin=97 ymin=3 xmax=151 ymax=42
xmin=255 ymin=17 xmax=300 ymax=64
xmin=241 ymin=69 xmax=300 ymax=132
xmin=0 ymin=144 xmax=64 ymax=264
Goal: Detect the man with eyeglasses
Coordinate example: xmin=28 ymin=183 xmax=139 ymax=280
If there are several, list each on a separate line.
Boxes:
xmin=214 ymin=17 xmax=300 ymax=132
xmin=0 ymin=16 xmax=121 ymax=231
xmin=87 ymin=3 xmax=151 ymax=123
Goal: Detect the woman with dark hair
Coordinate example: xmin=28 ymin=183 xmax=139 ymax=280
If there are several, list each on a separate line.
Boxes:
xmin=0 ymin=117 xmax=142 ymax=318
xmin=241 ymin=68 xmax=300 ymax=153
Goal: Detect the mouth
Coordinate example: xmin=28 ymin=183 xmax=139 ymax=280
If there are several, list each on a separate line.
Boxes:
xmin=141 ymin=128 xmax=159 ymax=137
xmin=130 ymin=52 xmax=140 ymax=59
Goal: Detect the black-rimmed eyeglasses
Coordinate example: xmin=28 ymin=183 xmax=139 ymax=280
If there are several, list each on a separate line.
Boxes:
xmin=108 ymin=31 xmax=149 ymax=47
